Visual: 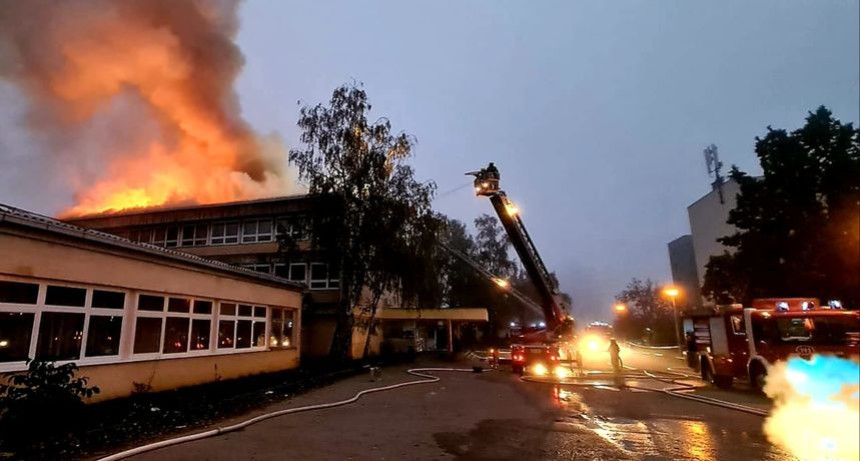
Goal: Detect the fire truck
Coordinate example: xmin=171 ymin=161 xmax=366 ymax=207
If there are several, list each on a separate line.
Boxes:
xmin=685 ymin=298 xmax=860 ymax=389
xmin=466 ymin=163 xmax=580 ymax=376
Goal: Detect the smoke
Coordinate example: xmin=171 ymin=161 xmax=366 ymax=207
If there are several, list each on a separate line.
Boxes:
xmin=0 ymin=0 xmax=299 ymax=216
xmin=764 ymin=356 xmax=860 ymax=461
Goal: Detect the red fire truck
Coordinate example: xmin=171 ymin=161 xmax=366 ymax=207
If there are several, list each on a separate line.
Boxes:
xmin=685 ymin=298 xmax=860 ymax=389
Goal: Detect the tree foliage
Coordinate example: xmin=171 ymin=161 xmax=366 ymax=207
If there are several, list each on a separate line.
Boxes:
xmin=613 ymin=278 xmax=676 ymax=345
xmin=0 ymin=360 xmax=99 ymax=448
xmin=289 ymin=84 xmax=436 ymax=359
xmin=702 ymin=107 xmax=860 ymax=307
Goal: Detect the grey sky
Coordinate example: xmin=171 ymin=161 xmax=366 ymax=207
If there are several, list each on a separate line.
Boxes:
xmin=2 ymin=1 xmax=858 ymax=323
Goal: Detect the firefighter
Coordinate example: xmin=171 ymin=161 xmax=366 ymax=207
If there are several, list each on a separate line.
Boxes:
xmin=608 ymin=338 xmax=622 ymax=372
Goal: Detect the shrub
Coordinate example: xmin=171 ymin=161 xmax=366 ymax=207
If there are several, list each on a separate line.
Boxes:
xmin=0 ymin=359 xmax=99 ymax=449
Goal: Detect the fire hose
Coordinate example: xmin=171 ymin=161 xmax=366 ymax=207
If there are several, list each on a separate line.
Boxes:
xmin=521 ymin=366 xmax=770 ymax=417
xmin=96 ymin=367 xmax=488 ymax=461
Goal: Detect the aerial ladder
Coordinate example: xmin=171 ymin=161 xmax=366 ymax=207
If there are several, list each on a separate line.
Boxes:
xmin=437 ymin=241 xmax=545 ymax=319
xmin=467 ymin=163 xmax=580 ymax=372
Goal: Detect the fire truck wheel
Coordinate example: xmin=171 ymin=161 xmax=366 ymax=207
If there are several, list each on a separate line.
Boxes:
xmin=712 ymin=375 xmax=733 ymax=389
xmin=749 ymin=364 xmax=767 ymax=391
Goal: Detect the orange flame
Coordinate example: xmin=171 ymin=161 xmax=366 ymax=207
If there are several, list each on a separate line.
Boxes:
xmin=0 ymin=0 xmax=296 ymax=218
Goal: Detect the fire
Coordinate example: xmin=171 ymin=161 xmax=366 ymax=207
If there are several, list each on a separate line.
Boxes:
xmin=763 ymin=355 xmax=860 ymax=461
xmin=0 ymin=0 xmax=298 ymax=217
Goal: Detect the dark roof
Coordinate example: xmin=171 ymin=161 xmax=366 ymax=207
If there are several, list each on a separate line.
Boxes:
xmin=64 ymin=194 xmax=313 ymax=228
xmin=0 ymin=202 xmax=303 ymax=290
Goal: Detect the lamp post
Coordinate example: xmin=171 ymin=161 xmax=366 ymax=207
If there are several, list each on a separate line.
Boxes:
xmin=663 ymin=287 xmax=681 ymax=351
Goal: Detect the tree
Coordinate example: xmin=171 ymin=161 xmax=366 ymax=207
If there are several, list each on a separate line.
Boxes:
xmin=702 ymin=107 xmax=860 ymax=307
xmin=613 ymin=278 xmax=676 ymax=345
xmin=289 ymin=84 xmax=436 ymax=360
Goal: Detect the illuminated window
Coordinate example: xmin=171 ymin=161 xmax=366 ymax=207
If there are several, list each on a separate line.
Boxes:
xmin=269 ymin=308 xmax=295 ymax=348
xmin=163 ymin=317 xmax=190 ymax=354
xmin=0 ymin=312 xmax=34 ymax=362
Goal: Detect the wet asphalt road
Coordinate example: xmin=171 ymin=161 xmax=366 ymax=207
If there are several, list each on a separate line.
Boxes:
xmin=124 ymin=346 xmax=791 ymax=461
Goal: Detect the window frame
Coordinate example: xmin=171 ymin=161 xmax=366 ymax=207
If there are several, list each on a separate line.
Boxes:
xmin=0 ymin=276 xmax=290 ymax=372
xmin=241 ymin=219 xmax=274 ymax=244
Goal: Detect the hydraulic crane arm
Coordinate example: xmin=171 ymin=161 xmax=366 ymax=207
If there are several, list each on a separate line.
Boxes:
xmin=468 ymin=163 xmax=572 ymax=334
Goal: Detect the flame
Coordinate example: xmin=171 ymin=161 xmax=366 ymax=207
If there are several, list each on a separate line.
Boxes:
xmin=763 ymin=355 xmax=860 ymax=461
xmin=0 ymin=0 xmax=298 ymax=217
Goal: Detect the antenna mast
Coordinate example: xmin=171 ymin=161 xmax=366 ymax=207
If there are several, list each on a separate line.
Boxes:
xmin=703 ymin=144 xmax=724 ymax=204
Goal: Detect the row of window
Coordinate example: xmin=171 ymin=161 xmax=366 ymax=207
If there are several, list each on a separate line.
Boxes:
xmin=242 ymin=262 xmax=340 ymax=290
xmin=118 ymin=217 xmax=308 ymax=248
xmin=0 ymin=279 xmax=296 ymax=368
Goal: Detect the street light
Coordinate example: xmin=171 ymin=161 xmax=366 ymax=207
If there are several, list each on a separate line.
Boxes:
xmin=613 ymin=303 xmax=627 ymax=313
xmin=663 ymin=286 xmax=682 ymax=351
xmin=493 ymin=278 xmax=510 ymax=289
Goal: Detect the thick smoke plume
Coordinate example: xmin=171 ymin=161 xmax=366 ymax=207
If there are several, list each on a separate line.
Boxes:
xmin=764 ymin=356 xmax=859 ymax=461
xmin=0 ymin=0 xmax=298 ymax=216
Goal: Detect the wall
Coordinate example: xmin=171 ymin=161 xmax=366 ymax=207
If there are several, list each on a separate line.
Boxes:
xmin=79 ymin=348 xmax=299 ymax=402
xmin=0 ymin=230 xmax=303 ymax=401
xmin=667 ymin=234 xmax=701 ymax=310
xmin=0 ymin=233 xmax=300 ymax=308
xmin=687 ymin=180 xmax=741 ymax=291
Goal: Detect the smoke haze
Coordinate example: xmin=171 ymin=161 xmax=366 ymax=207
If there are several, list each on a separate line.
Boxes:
xmin=0 ymin=0 xmax=299 ymax=216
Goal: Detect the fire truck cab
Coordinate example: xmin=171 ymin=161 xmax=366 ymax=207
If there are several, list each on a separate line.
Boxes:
xmin=685 ymin=298 xmax=860 ymax=389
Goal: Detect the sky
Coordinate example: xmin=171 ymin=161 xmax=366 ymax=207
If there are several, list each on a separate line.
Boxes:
xmin=1 ymin=1 xmax=858 ymax=324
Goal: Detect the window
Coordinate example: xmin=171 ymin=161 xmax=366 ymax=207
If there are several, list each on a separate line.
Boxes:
xmin=236 ymin=320 xmax=252 ymax=349
xmin=270 ymin=308 xmax=295 ymax=347
xmin=36 ymin=312 xmax=85 ymax=361
xmin=168 ymin=297 xmax=191 ymax=313
xmin=220 ymin=302 xmax=236 ymax=316
xmin=218 ymin=320 xmax=235 ymax=349
xmin=193 ymin=300 xmax=213 ymax=314
xmin=129 ymin=228 xmax=152 ymax=244
xmin=276 ymin=217 xmax=308 ymax=241
xmin=210 ymin=222 xmax=240 ymax=245
xmin=85 ymin=315 xmax=122 ymax=357
xmin=45 ymin=285 xmax=86 ymax=307
xmin=242 ymin=219 xmax=273 ymax=243
xmin=134 ymin=317 xmax=163 ymax=354
xmin=0 ymin=281 xmax=39 ymax=304
xmin=190 ymin=319 xmax=211 ymax=351
xmin=241 ymin=264 xmax=271 ymax=274
xmin=309 ymin=263 xmax=339 ymax=289
xmin=165 ymin=227 xmax=179 ymax=248
xmin=310 ymin=263 xmax=328 ymax=289
xmin=238 ymin=304 xmax=253 ymax=317
xmin=163 ymin=317 xmax=190 ymax=354
xmin=92 ymin=290 xmax=125 ymax=309
xmin=274 ymin=264 xmax=289 ymax=278
xmin=152 ymin=228 xmax=167 ymax=246
xmin=138 ymin=294 xmax=165 ymax=311
xmin=0 ymin=312 xmax=34 ymax=362
xmin=730 ymin=315 xmax=746 ymax=335
xmin=290 ymin=264 xmax=307 ymax=283
xmin=181 ymin=224 xmax=209 ymax=247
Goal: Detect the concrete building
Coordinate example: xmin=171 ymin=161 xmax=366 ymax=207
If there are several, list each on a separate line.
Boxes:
xmin=668 ymin=179 xmax=741 ymax=307
xmin=66 ymin=196 xmax=489 ymax=359
xmin=0 ymin=203 xmax=303 ymax=402
xmin=667 ymin=235 xmax=701 ymax=310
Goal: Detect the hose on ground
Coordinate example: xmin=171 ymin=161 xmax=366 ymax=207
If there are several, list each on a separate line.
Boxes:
xmin=521 ymin=365 xmax=769 ymax=417
xmin=96 ymin=367 xmax=485 ymax=461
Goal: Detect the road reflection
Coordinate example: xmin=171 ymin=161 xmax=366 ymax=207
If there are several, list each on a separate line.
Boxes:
xmin=681 ymin=420 xmax=715 ymax=460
